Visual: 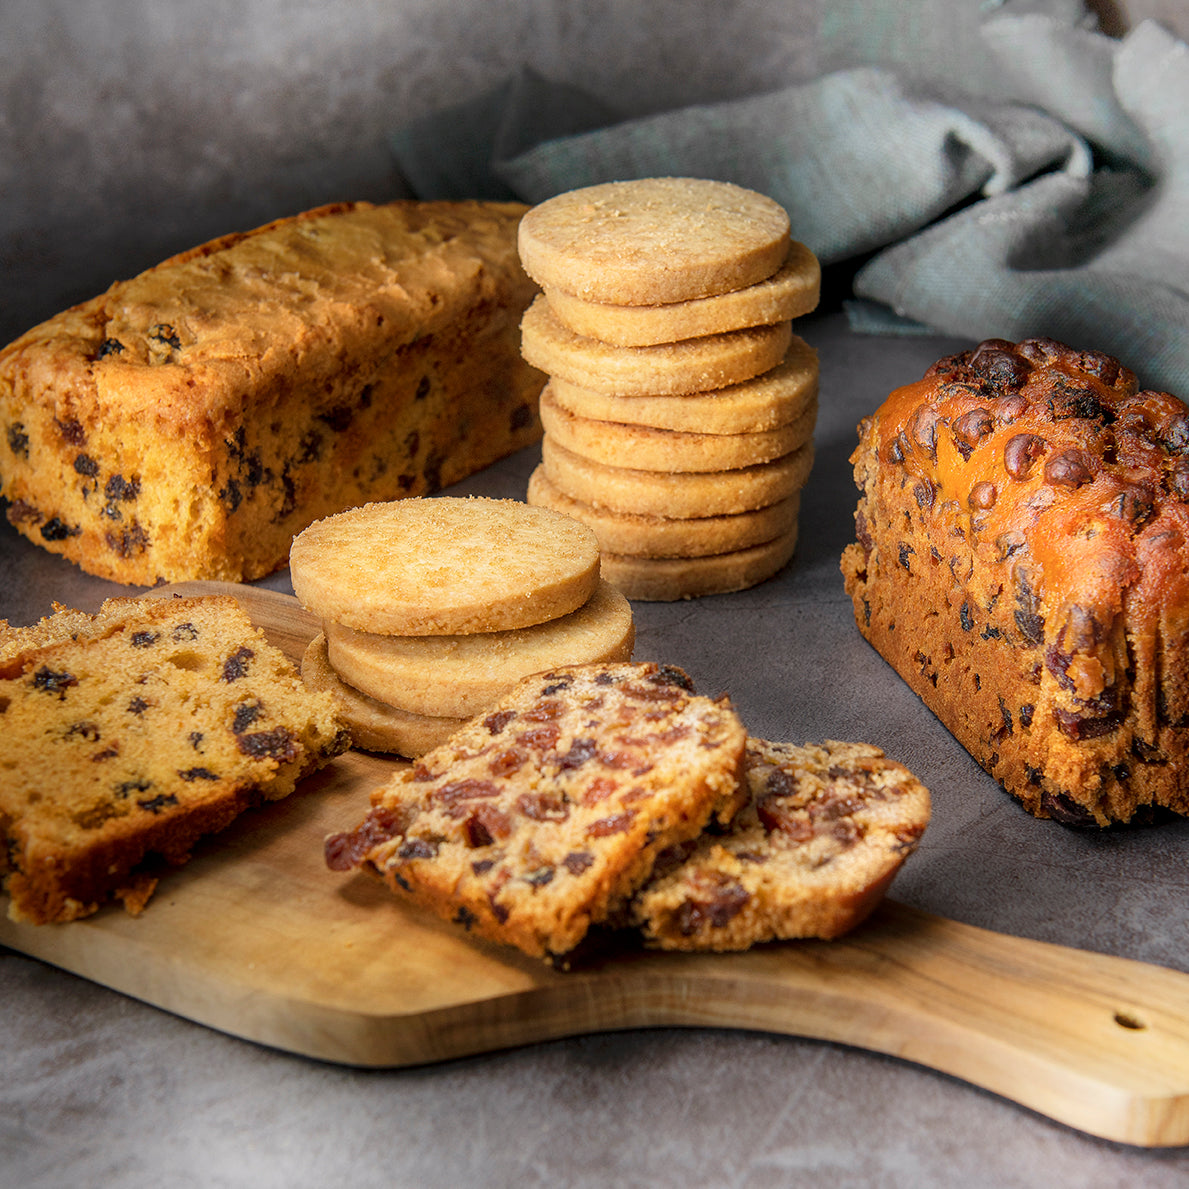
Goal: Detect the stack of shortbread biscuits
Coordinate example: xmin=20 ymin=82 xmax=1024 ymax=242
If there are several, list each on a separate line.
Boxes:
xmin=291 ymin=497 xmax=634 ymax=757
xmin=518 ymin=177 xmax=821 ymax=601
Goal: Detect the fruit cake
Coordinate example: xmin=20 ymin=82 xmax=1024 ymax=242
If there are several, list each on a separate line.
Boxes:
xmin=0 ymin=594 xmax=349 ymax=923
xmin=0 ymin=201 xmax=544 ymax=584
xmin=324 ymin=661 xmax=747 ymax=960
xmin=841 ymin=337 xmax=1189 ymax=825
xmin=632 ymin=738 xmax=930 ymax=950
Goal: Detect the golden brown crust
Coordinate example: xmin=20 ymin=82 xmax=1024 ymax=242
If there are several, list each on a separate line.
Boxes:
xmin=842 ymin=336 xmax=1189 ymax=825
xmin=0 ymin=201 xmax=544 ymax=584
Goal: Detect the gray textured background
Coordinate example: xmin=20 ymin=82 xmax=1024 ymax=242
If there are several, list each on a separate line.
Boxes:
xmin=4 ymin=2 xmax=1189 ymax=1186
xmin=0 ymin=0 xmax=843 ymax=341
xmin=5 ymin=0 xmax=1183 ymax=343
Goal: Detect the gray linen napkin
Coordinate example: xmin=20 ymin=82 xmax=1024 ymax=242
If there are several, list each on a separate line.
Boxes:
xmin=391 ymin=2 xmax=1188 ymax=396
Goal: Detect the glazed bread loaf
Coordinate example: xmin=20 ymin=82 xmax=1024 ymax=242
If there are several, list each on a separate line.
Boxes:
xmin=0 ymin=201 xmax=544 ymax=585
xmin=841 ymin=337 xmax=1189 ymax=826
xmin=0 ymin=594 xmax=349 ymax=923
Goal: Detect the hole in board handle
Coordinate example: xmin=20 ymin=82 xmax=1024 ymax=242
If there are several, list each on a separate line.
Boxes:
xmin=1114 ymin=1011 xmax=1146 ymax=1031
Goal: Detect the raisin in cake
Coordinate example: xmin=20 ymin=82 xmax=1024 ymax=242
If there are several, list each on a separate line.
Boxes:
xmin=325 ymin=661 xmax=747 ymax=960
xmin=0 ymin=595 xmax=349 ymax=923
xmin=0 ymin=200 xmax=544 ymax=585
xmin=632 ymin=739 xmax=930 ymax=951
xmin=841 ymin=337 xmax=1189 ymax=826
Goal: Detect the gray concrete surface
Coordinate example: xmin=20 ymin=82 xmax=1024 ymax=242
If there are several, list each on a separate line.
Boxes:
xmin=3 ymin=3 xmax=1188 ymax=1185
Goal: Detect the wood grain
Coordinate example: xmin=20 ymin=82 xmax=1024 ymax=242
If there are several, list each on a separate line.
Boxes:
xmin=3 ymin=581 xmax=1189 ymax=1147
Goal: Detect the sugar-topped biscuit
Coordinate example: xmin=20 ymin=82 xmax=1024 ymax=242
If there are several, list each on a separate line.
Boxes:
xmin=323 ymin=580 xmax=635 ymax=719
xmin=528 ymin=468 xmax=800 ymax=559
xmin=542 ymin=240 xmax=820 ymax=347
xmin=301 ymin=633 xmax=466 ymax=757
xmin=289 ymin=497 xmax=601 ymax=636
xmin=324 ymin=661 xmax=748 ymax=960
xmin=546 ymin=338 xmax=819 ymax=435
xmin=517 ymin=178 xmax=791 ymax=306
xmin=521 ymin=296 xmax=791 ymax=397
xmin=539 ymin=381 xmax=816 ymax=474
xmin=631 ymin=738 xmax=931 ymax=950
xmin=541 ymin=437 xmax=814 ymax=519
xmin=599 ymin=529 xmax=799 ymax=601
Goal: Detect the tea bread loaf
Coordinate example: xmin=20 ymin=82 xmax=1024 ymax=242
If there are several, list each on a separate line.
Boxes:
xmin=841 ymin=337 xmax=1189 ymax=826
xmin=632 ymin=739 xmax=930 ymax=950
xmin=0 ymin=594 xmax=349 ymax=924
xmin=0 ymin=200 xmax=544 ymax=585
xmin=324 ymin=661 xmax=748 ymax=960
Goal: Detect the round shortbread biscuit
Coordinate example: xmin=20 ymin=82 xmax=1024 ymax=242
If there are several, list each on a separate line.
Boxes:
xmin=324 ymin=580 xmax=635 ymax=719
xmin=547 ymin=337 xmax=819 ymax=435
xmin=539 ymin=381 xmax=816 ymax=474
xmin=528 ymin=466 xmax=801 ymax=559
xmin=600 ymin=527 xmax=800 ymax=601
xmin=521 ymin=295 xmax=791 ymax=397
xmin=302 ymin=634 xmax=466 ymax=758
xmin=289 ymin=496 xmax=601 ymax=636
xmin=543 ymin=240 xmax=820 ymax=346
xmin=540 ymin=437 xmax=814 ymax=518
xmin=518 ymin=177 xmax=791 ymax=306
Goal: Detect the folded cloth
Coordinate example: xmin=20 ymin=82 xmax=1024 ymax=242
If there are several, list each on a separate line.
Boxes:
xmin=390 ymin=1 xmax=1188 ymax=396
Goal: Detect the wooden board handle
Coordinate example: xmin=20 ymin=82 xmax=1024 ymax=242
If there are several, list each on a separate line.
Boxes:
xmin=329 ymin=901 xmax=1189 ymax=1148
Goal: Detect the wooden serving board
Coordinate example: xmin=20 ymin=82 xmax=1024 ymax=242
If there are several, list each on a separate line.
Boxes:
xmin=3 ymin=581 xmax=1189 ymax=1147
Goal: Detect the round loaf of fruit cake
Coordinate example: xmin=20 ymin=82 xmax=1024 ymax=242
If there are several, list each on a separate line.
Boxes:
xmin=632 ymin=738 xmax=930 ymax=950
xmin=841 ymin=336 xmax=1189 ymax=825
xmin=324 ymin=661 xmax=748 ymax=960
